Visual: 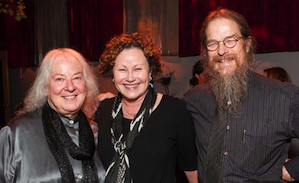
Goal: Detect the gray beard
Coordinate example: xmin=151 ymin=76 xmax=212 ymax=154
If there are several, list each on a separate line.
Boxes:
xmin=209 ymin=64 xmax=249 ymax=116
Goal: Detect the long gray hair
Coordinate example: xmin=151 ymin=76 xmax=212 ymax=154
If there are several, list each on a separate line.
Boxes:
xmin=23 ymin=48 xmax=99 ymax=118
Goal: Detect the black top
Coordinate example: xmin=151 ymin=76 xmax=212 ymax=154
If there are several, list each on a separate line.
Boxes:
xmin=184 ymin=71 xmax=299 ymax=183
xmin=95 ymin=95 xmax=197 ymax=183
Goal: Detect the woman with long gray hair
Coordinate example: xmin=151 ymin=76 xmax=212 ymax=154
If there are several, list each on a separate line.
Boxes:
xmin=0 ymin=48 xmax=105 ymax=182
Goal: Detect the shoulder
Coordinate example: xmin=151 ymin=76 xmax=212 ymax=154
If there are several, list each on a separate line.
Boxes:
xmin=99 ymin=97 xmax=115 ymax=108
xmin=0 ymin=111 xmax=42 ymax=148
xmin=156 ymin=95 xmax=190 ymax=115
xmin=152 ymin=95 xmax=193 ymax=127
xmin=184 ymin=82 xmax=216 ymax=110
xmin=184 ymin=82 xmax=213 ymax=99
xmin=95 ymin=98 xmax=115 ymax=115
xmin=6 ymin=111 xmax=41 ymax=132
xmin=160 ymin=94 xmax=185 ymax=107
xmin=94 ymin=97 xmax=115 ymax=124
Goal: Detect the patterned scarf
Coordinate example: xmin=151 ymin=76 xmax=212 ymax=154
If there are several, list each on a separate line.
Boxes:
xmin=104 ymin=84 xmax=157 ymax=183
xmin=42 ymin=103 xmax=99 ymax=183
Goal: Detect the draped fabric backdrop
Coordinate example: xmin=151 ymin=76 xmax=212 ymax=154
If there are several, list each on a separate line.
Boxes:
xmin=0 ymin=0 xmax=35 ymax=67
xmin=0 ymin=0 xmax=123 ymax=67
xmin=35 ymin=0 xmax=69 ymax=64
xmin=124 ymin=0 xmax=178 ymax=56
xmin=179 ymin=0 xmax=299 ymax=56
xmin=1 ymin=0 xmax=299 ymax=66
xmin=68 ymin=0 xmax=123 ymax=61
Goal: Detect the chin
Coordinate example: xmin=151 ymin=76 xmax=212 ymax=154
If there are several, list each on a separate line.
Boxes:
xmin=217 ymin=67 xmax=237 ymax=76
xmin=220 ymin=71 xmax=235 ymax=76
xmin=62 ymin=106 xmax=81 ymax=113
xmin=123 ymin=93 xmax=144 ymax=101
xmin=123 ymin=96 xmax=139 ymax=101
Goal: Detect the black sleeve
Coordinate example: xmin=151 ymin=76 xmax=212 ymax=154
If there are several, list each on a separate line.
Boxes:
xmin=176 ymin=98 xmax=198 ymax=171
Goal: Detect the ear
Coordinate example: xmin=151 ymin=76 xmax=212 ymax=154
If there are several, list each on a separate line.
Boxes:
xmin=44 ymin=88 xmax=48 ymax=96
xmin=245 ymin=36 xmax=252 ymax=53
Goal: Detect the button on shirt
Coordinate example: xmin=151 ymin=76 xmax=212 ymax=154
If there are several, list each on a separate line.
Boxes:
xmin=0 ymin=111 xmax=106 ymax=183
xmin=60 ymin=116 xmax=105 ymax=183
xmin=184 ymin=71 xmax=299 ymax=182
xmin=61 ymin=116 xmax=84 ymax=182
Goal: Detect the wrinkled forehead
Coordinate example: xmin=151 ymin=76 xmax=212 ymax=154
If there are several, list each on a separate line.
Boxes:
xmin=206 ymin=18 xmax=241 ymax=41
xmin=51 ymin=56 xmax=83 ymax=72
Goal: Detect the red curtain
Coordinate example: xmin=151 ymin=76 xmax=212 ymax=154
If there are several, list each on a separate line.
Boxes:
xmin=0 ymin=0 xmax=35 ymax=67
xmin=0 ymin=0 xmax=123 ymax=67
xmin=2 ymin=0 xmax=299 ymax=65
xmin=67 ymin=0 xmax=123 ymax=61
xmin=179 ymin=0 xmax=299 ymax=57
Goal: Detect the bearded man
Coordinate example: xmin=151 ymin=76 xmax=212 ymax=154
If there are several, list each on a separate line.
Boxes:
xmin=184 ymin=8 xmax=299 ymax=183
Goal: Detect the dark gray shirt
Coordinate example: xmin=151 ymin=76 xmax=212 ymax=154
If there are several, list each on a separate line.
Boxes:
xmin=184 ymin=71 xmax=299 ymax=183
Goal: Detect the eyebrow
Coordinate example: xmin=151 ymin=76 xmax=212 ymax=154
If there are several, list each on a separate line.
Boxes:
xmin=115 ymin=64 xmax=145 ymax=67
xmin=206 ymin=34 xmax=238 ymax=42
xmin=52 ymin=72 xmax=82 ymax=77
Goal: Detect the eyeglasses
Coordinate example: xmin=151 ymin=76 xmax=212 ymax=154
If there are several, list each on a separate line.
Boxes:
xmin=206 ymin=36 xmax=243 ymax=51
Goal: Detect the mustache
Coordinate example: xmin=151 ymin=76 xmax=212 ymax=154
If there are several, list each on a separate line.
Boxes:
xmin=211 ymin=53 xmax=236 ymax=63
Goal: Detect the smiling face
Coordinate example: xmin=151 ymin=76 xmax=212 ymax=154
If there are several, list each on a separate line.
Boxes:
xmin=206 ymin=18 xmax=250 ymax=75
xmin=113 ymin=48 xmax=151 ymax=103
xmin=47 ymin=57 xmax=86 ymax=118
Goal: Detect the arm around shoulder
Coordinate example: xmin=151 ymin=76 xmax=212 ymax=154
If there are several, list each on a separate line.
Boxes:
xmin=96 ymin=92 xmax=116 ymax=102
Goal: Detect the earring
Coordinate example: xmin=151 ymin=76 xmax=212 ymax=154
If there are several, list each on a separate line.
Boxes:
xmin=112 ymin=78 xmax=115 ymax=83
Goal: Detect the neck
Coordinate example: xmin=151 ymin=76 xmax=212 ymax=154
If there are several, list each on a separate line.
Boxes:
xmin=122 ymin=100 xmax=140 ymax=118
xmin=121 ymin=97 xmax=145 ymax=119
xmin=121 ymin=92 xmax=147 ymax=109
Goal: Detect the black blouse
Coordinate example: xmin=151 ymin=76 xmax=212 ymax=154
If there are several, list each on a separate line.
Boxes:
xmin=95 ymin=95 xmax=197 ymax=183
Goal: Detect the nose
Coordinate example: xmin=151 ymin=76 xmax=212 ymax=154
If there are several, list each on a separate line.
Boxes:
xmin=217 ymin=42 xmax=229 ymax=56
xmin=126 ymin=71 xmax=136 ymax=82
xmin=65 ymin=80 xmax=75 ymax=92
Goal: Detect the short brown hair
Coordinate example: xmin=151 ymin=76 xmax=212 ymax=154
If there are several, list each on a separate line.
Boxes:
xmin=264 ymin=67 xmax=292 ymax=83
xmin=99 ymin=32 xmax=162 ymax=78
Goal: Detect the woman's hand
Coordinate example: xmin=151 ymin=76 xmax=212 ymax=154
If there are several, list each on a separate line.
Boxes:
xmin=282 ymin=158 xmax=295 ymax=182
xmin=96 ymin=92 xmax=116 ymax=101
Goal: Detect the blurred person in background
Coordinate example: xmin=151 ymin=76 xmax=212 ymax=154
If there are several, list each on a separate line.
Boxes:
xmin=264 ymin=67 xmax=299 ymax=173
xmin=189 ymin=60 xmax=206 ymax=87
xmin=264 ymin=67 xmax=292 ymax=83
